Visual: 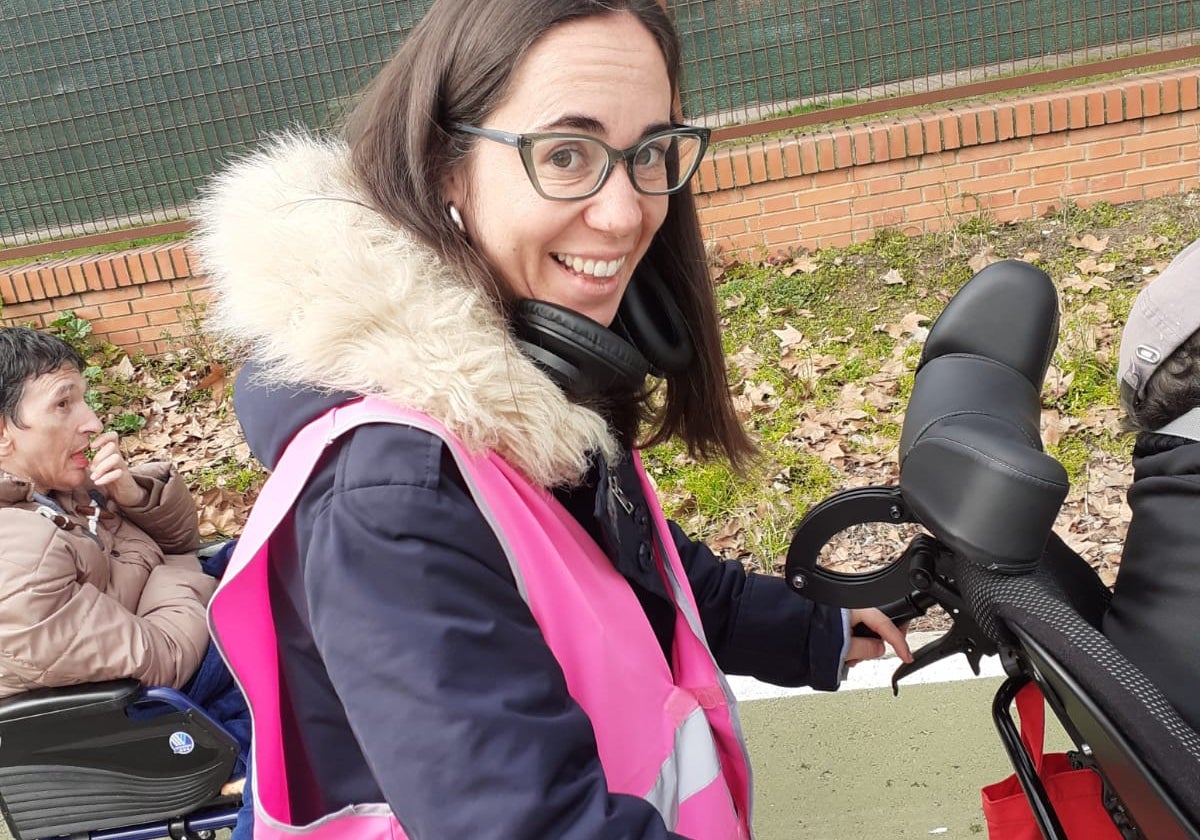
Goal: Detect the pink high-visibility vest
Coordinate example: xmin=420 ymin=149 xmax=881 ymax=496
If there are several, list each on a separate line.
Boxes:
xmin=210 ymin=397 xmax=754 ymax=839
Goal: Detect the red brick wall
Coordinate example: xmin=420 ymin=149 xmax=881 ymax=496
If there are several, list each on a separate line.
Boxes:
xmin=1 ymin=244 xmax=210 ymax=356
xmin=695 ymin=66 xmax=1200 ymax=260
xmin=3 ymin=66 xmax=1199 ymax=354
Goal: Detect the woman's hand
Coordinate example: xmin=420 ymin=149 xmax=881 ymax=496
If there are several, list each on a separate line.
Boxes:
xmin=845 ymin=608 xmax=913 ymax=667
xmin=89 ymin=431 xmax=147 ymax=508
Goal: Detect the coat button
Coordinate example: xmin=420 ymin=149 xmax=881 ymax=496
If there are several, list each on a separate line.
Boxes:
xmin=634 ymin=506 xmax=650 ymax=532
xmin=636 ymin=542 xmax=653 ymax=572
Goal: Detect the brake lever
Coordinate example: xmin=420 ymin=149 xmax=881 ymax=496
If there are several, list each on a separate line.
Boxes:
xmin=887 ymin=550 xmax=998 ymax=695
xmin=890 ymin=625 xmax=987 ymax=696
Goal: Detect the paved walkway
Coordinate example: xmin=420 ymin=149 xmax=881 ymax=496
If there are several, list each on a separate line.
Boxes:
xmin=734 ymin=636 xmax=1071 ymax=839
xmin=743 ymin=675 xmax=1009 ymax=838
xmin=3 ymin=642 xmax=1068 ymax=840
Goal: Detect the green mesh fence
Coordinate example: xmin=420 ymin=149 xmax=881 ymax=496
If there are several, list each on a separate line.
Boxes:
xmin=673 ymin=0 xmax=1199 ymax=123
xmin=2 ymin=0 xmax=433 ymax=245
xmin=2 ymin=0 xmax=1197 ymax=248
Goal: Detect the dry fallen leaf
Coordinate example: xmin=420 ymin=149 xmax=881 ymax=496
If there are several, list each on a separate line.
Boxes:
xmin=1074 ymin=256 xmax=1116 ymax=275
xmin=969 ymin=247 xmax=1000 ymax=272
xmin=112 ymin=355 xmax=136 ymax=380
xmin=1069 ymin=233 xmax=1109 ymax=253
xmin=772 ymin=323 xmax=806 ymax=349
xmin=782 ymin=254 xmax=820 ymax=275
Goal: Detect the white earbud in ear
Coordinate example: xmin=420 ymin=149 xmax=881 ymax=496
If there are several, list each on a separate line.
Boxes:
xmin=447 ymin=203 xmax=466 ymax=234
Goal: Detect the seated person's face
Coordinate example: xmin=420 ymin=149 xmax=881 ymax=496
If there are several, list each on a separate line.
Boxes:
xmin=0 ymin=365 xmax=103 ymax=493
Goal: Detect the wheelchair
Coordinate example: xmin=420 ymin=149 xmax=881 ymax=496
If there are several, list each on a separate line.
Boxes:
xmin=0 ymin=545 xmax=244 ymax=840
xmin=0 ymin=679 xmax=241 ymax=840
xmin=786 ymin=259 xmax=1200 ymax=839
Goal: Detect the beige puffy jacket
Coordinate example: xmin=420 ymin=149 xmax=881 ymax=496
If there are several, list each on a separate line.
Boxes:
xmin=0 ymin=461 xmax=216 ymax=698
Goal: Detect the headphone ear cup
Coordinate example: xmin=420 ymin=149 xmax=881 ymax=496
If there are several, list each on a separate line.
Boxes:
xmin=513 ymin=300 xmax=650 ymax=398
xmin=616 ymin=260 xmax=694 ymax=377
xmin=512 ymin=337 xmax=585 ymax=394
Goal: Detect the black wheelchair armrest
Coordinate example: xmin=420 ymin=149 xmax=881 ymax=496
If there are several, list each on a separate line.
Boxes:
xmin=898 ymin=260 xmax=1069 ymax=571
xmin=0 ymin=678 xmax=240 ymax=840
xmin=0 ymin=678 xmax=141 ymax=722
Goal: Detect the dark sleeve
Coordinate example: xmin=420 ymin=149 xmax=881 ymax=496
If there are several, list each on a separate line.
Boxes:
xmin=669 ymin=521 xmax=846 ymax=691
xmin=303 ymin=425 xmax=689 ymax=840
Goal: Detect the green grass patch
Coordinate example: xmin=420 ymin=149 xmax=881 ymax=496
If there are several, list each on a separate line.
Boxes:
xmin=195 ymin=458 xmax=267 ymax=494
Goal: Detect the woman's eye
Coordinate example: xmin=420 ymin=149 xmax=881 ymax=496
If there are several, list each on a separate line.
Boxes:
xmin=635 ymin=143 xmax=667 ymax=168
xmin=548 ymin=147 xmax=581 ymax=169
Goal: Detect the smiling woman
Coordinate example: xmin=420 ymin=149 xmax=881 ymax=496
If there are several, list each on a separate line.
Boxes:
xmin=196 ymin=1 xmax=910 ymax=838
xmin=441 ymin=12 xmax=673 ymax=327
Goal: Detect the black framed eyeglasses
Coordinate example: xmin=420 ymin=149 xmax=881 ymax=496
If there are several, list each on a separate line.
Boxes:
xmin=453 ymin=123 xmax=711 ymax=201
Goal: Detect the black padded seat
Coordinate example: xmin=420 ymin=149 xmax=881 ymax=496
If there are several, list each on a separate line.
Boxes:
xmin=899 ymin=260 xmax=1069 ymax=572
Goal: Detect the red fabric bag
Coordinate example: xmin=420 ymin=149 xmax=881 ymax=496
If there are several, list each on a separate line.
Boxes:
xmin=981 ymin=682 xmax=1122 ymax=839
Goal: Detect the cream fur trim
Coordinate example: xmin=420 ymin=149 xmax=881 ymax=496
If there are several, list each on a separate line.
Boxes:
xmin=194 ymin=133 xmax=617 ymax=487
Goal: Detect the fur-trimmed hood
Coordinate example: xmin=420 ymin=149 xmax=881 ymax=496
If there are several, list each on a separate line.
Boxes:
xmin=195 ymin=134 xmax=617 ymax=488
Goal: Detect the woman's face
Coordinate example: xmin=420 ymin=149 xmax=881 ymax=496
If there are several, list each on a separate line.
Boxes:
xmin=447 ymin=13 xmax=673 ymax=327
xmin=0 ymin=365 xmax=102 ymax=493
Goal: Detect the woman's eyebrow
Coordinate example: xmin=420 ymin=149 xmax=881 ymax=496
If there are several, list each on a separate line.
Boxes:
xmin=542 ymin=114 xmax=606 ymax=134
xmin=541 ymin=115 xmax=674 ymax=138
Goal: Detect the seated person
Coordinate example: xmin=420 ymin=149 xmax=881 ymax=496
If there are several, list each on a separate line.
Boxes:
xmin=1104 ymin=237 xmax=1200 ymax=733
xmin=0 ymin=326 xmax=251 ymax=838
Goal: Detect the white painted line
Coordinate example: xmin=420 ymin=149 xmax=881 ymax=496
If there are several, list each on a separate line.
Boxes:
xmin=729 ymin=631 xmax=1004 ymax=702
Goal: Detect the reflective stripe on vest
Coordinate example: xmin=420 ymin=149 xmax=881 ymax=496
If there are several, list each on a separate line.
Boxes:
xmin=636 ymin=457 xmax=754 ymax=826
xmin=649 ymin=704 xmax=723 ymax=826
xmin=210 ymin=397 xmax=753 ymax=839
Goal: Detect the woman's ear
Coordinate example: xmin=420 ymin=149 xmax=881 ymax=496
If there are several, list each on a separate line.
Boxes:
xmin=0 ymin=421 xmax=12 ymax=459
xmin=442 ymin=167 xmax=466 ymax=212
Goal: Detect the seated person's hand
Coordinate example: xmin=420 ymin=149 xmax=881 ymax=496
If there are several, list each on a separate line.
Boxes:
xmin=89 ymin=431 xmax=147 ymax=508
xmin=846 ymin=608 xmax=913 ymax=667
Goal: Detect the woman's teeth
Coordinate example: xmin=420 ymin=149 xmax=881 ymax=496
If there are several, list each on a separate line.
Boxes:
xmin=554 ymin=253 xmax=625 ymax=278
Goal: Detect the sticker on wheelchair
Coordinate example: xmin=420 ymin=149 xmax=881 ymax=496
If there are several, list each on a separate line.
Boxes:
xmin=169 ymin=731 xmax=195 ymax=755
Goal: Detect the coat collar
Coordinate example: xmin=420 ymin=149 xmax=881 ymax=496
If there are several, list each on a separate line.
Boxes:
xmin=0 ymin=472 xmax=34 ymax=506
xmin=195 ymin=133 xmax=618 ymax=488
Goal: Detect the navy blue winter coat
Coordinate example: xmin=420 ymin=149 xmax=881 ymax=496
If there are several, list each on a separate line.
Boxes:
xmin=234 ymin=373 xmax=846 ymax=838
xmin=199 ymin=134 xmax=848 ymax=840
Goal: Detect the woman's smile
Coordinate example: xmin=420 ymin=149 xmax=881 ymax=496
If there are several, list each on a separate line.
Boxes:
xmin=552 ymin=252 xmax=626 ymax=279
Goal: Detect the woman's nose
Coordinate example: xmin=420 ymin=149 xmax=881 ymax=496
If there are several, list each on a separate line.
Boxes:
xmin=584 ymin=166 xmax=645 ymax=236
xmin=81 ymin=408 xmax=103 ymax=434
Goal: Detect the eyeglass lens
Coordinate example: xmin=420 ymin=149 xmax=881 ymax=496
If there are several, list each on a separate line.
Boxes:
xmin=529 ymin=132 xmax=704 ymax=198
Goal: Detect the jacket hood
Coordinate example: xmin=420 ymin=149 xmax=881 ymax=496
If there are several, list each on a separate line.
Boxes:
xmin=231 ymin=367 xmax=351 ymax=472
xmin=194 ymin=133 xmax=617 ymax=487
xmin=0 ymin=474 xmax=34 ymax=507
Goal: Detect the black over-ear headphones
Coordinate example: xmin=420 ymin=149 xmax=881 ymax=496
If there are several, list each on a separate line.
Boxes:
xmin=512 ymin=259 xmax=695 ymax=399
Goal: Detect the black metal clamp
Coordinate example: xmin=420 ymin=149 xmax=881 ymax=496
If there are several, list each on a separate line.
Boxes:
xmin=784 ymin=484 xmax=997 ymax=693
